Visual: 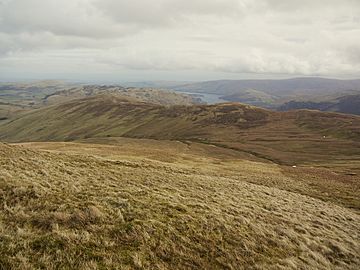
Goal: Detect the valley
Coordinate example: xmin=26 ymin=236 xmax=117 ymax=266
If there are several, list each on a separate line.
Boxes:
xmin=170 ymin=78 xmax=360 ymax=114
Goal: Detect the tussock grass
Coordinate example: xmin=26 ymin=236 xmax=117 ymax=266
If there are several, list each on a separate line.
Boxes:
xmin=1 ymin=142 xmax=359 ymax=269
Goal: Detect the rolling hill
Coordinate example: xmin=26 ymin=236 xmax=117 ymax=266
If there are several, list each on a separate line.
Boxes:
xmin=171 ymin=77 xmax=360 ymax=111
xmin=0 ymin=82 xmax=200 ymax=126
xmin=0 ymin=81 xmax=74 ymax=122
xmin=1 ymin=94 xmax=360 ymax=167
xmin=0 ymin=81 xmax=199 ymax=108
xmin=42 ymin=85 xmax=200 ymax=106
xmin=0 ymin=80 xmax=72 ymax=106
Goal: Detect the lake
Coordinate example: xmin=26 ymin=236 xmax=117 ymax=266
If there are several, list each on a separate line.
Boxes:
xmin=176 ymin=91 xmax=227 ymax=104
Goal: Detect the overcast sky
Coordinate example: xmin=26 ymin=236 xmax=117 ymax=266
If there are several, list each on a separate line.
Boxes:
xmin=0 ymin=0 xmax=359 ymax=82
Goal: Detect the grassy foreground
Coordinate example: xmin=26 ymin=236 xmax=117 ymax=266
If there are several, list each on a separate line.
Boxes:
xmin=1 ymin=140 xmax=359 ymax=269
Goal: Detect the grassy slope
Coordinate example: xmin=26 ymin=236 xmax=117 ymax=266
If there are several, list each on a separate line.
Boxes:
xmin=0 ymin=83 xmax=198 ymax=128
xmin=17 ymin=138 xmax=360 ymax=211
xmin=0 ymin=103 xmax=27 ymax=122
xmin=1 ymin=94 xmax=360 ymax=167
xmin=1 ymin=141 xmax=359 ymax=269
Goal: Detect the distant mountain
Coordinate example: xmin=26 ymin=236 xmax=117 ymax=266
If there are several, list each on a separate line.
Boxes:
xmin=278 ymin=101 xmax=334 ymax=111
xmin=279 ymin=94 xmax=360 ymax=115
xmin=122 ymin=80 xmax=194 ymax=88
xmin=173 ymin=78 xmax=360 ymax=96
xmin=220 ymin=89 xmax=277 ymax=108
xmin=172 ymin=77 xmax=360 ymax=109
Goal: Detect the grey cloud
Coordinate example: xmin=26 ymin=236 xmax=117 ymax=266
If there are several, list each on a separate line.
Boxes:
xmin=262 ymin=0 xmax=360 ymax=12
xmin=95 ymin=0 xmax=245 ymax=26
xmin=0 ymin=0 xmax=137 ymax=38
xmin=0 ymin=0 xmax=359 ymax=79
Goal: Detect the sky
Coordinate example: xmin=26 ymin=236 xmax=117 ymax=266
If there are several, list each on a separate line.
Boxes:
xmin=0 ymin=0 xmax=359 ymax=82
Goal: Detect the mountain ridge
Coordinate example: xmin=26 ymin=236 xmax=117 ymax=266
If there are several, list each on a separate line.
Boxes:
xmin=173 ymin=77 xmax=360 ymax=94
xmin=171 ymin=77 xmax=360 ymax=112
xmin=1 ymin=94 xmax=359 ymax=166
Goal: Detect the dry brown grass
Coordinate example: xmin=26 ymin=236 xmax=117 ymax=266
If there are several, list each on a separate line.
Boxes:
xmin=16 ymin=138 xmax=360 ymax=211
xmin=1 ymin=140 xmax=359 ymax=269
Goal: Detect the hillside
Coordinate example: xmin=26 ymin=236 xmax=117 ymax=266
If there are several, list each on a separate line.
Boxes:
xmin=1 ymin=94 xmax=360 ymax=167
xmin=279 ymin=94 xmax=360 ymax=115
xmin=43 ymin=85 xmax=199 ymax=106
xmin=1 ymin=140 xmax=359 ymax=269
xmin=0 ymin=102 xmax=28 ymax=123
xmin=173 ymin=78 xmax=360 ymax=96
xmin=0 ymin=82 xmax=198 ymax=108
xmin=220 ymin=89 xmax=277 ymax=108
xmin=0 ymin=94 xmax=269 ymax=141
xmin=172 ymin=78 xmax=360 ymax=110
xmin=0 ymin=82 xmax=199 ymax=124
